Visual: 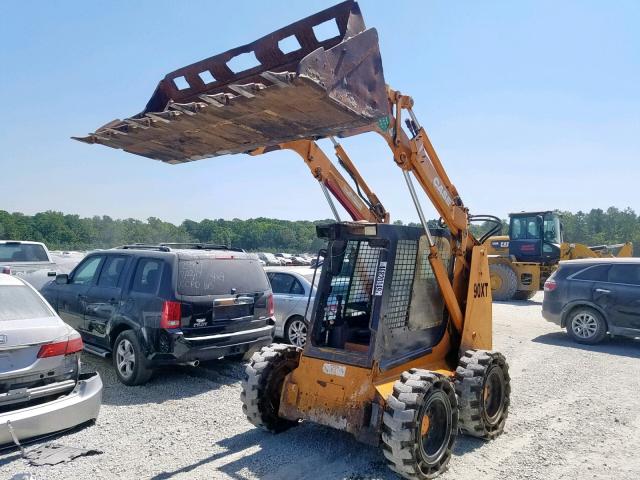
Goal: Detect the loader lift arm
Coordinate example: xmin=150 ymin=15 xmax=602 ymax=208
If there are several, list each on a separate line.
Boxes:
xmin=250 ymin=139 xmax=389 ymax=223
xmin=368 ymin=87 xmax=477 ymax=334
xmin=75 ymin=0 xmax=484 ymax=344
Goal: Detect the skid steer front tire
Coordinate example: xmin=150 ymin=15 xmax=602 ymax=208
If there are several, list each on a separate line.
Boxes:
xmin=381 ymin=369 xmax=458 ymax=479
xmin=241 ymin=344 xmax=301 ymax=433
xmin=455 ymin=350 xmax=510 ymax=439
xmin=489 ymin=263 xmax=518 ymax=301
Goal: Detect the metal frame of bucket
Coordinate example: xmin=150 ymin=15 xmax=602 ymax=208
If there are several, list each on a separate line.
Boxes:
xmin=75 ymin=0 xmax=389 ymax=164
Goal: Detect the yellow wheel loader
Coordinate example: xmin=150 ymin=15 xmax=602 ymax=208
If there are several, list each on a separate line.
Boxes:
xmin=77 ymin=2 xmax=510 ymax=477
xmin=484 ymin=211 xmax=633 ymax=301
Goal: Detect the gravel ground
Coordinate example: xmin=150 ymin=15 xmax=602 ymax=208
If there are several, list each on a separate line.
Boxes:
xmin=2 ymin=292 xmax=640 ymax=479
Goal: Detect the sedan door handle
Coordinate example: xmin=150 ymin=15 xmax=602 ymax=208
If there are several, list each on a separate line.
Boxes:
xmin=594 ymin=288 xmax=610 ymax=294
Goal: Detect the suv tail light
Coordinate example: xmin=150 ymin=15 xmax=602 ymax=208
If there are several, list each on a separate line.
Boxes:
xmin=161 ymin=301 xmax=182 ymax=329
xmin=544 ymin=278 xmax=557 ymax=292
xmin=267 ymin=294 xmax=275 ymax=317
xmin=37 ymin=333 xmax=84 ymax=358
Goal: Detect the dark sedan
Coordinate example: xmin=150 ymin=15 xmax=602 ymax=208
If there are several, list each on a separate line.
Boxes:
xmin=542 ymin=258 xmax=640 ymax=344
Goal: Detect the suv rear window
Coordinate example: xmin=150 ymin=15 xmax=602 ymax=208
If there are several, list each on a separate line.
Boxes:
xmin=0 ymin=285 xmax=54 ymax=320
xmin=178 ymin=258 xmax=269 ymax=296
xmin=0 ymin=243 xmax=48 ymax=262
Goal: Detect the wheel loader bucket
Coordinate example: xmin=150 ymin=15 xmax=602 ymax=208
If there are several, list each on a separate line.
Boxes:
xmin=74 ymin=0 xmax=388 ymax=164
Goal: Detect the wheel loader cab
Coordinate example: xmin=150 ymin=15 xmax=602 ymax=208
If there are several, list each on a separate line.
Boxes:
xmin=508 ymin=211 xmax=563 ymax=264
xmin=306 ymin=223 xmax=453 ymax=369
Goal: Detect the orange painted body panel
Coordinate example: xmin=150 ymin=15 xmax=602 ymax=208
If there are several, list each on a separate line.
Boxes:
xmin=461 ymin=245 xmax=493 ymax=351
xmin=279 ymin=355 xmax=377 ymax=436
xmin=280 ymin=327 xmax=472 ymax=436
xmin=279 ymin=247 xmax=494 ymax=440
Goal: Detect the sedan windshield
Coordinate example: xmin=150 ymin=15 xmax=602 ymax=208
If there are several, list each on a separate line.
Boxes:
xmin=0 ymin=285 xmax=54 ymax=321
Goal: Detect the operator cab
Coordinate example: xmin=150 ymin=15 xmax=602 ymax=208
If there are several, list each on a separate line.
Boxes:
xmin=508 ymin=211 xmax=563 ymax=264
xmin=306 ymin=222 xmax=453 ymax=370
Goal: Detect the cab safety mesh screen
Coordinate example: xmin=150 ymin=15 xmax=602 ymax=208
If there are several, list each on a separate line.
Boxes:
xmin=322 ymin=240 xmax=381 ymax=323
xmin=385 ymin=240 xmax=418 ymax=329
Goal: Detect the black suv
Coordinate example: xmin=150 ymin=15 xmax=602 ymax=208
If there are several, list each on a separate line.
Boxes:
xmin=41 ymin=244 xmax=275 ymax=385
xmin=542 ymin=258 xmax=640 ymax=344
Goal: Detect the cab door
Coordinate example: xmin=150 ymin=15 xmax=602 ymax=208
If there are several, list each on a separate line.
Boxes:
xmin=509 ymin=216 xmax=542 ymax=262
xmin=84 ymin=255 xmax=130 ymax=348
xmin=56 ymin=255 xmax=105 ymax=332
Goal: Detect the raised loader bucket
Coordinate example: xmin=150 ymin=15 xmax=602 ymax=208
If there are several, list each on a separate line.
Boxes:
xmin=75 ymin=0 xmax=388 ymax=164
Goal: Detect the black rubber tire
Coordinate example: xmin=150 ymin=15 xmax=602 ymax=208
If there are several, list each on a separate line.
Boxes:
xmin=565 ymin=307 xmax=607 ymax=345
xmin=512 ymin=289 xmax=537 ymax=301
xmin=489 ymin=263 xmax=518 ymax=301
xmin=455 ymin=350 xmax=510 ymax=439
xmin=112 ymin=330 xmax=153 ymax=386
xmin=241 ymin=343 xmax=301 ymax=433
xmin=284 ymin=315 xmax=309 ymax=348
xmin=381 ymin=369 xmax=458 ymax=480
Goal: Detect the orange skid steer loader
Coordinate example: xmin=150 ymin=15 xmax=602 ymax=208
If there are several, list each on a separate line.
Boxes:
xmin=77 ymin=2 xmax=510 ymax=477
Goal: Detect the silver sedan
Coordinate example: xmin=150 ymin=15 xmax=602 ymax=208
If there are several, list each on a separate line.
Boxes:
xmin=0 ymin=273 xmax=102 ymax=446
xmin=265 ymin=267 xmax=317 ymax=347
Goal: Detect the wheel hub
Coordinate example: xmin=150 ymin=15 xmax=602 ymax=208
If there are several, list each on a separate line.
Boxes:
xmin=482 ymin=365 xmax=506 ymax=426
xmin=420 ymin=414 xmax=431 ymax=437
xmin=572 ymin=313 xmax=597 ymax=338
xmin=288 ymin=319 xmax=307 ymax=347
xmin=116 ymin=339 xmax=135 ymax=378
xmin=418 ymin=391 xmax=451 ymax=465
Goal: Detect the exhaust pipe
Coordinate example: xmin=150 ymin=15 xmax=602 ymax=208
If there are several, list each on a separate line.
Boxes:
xmin=186 ymin=360 xmax=200 ymax=367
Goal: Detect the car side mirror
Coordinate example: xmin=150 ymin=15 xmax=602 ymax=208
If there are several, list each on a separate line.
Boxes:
xmin=55 ymin=273 xmax=69 ymax=285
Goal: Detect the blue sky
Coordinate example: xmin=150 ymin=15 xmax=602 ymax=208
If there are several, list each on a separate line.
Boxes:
xmin=1 ymin=0 xmax=638 ymax=224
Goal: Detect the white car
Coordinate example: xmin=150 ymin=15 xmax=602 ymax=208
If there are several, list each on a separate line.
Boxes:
xmin=0 ymin=240 xmax=82 ymax=291
xmin=256 ymin=252 xmax=281 ymax=266
xmin=274 ymin=253 xmax=293 ymax=266
xmin=0 ymin=273 xmax=103 ymax=446
xmin=265 ymin=267 xmax=318 ymax=347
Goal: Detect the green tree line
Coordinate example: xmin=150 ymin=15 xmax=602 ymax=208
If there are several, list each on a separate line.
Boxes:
xmin=0 ymin=207 xmax=638 ymax=254
xmin=0 ymin=211 xmax=331 ymax=253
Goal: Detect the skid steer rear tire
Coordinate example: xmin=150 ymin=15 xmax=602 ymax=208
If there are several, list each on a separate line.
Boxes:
xmin=489 ymin=263 xmax=518 ymax=301
xmin=241 ymin=344 xmax=301 ymax=433
xmin=381 ymin=369 xmax=458 ymax=479
xmin=512 ymin=289 xmax=537 ymax=301
xmin=455 ymin=350 xmax=510 ymax=439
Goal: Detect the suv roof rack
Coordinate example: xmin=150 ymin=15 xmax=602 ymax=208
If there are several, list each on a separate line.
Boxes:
xmin=116 ymin=243 xmax=246 ymax=253
xmin=118 ymin=244 xmax=171 ymax=252
xmin=158 ymin=243 xmax=245 ymax=252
